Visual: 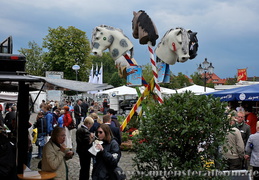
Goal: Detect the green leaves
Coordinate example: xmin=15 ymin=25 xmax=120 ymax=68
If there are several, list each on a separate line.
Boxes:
xmin=133 ymin=92 xmax=229 ymax=179
xmin=42 ymin=26 xmax=91 ymax=81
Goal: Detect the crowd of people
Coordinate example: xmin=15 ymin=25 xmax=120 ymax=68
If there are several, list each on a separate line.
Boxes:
xmin=223 ymin=106 xmax=259 ymax=179
xmin=0 ymin=98 xmax=123 ymax=180
xmin=3 ymin=97 xmax=259 ymax=179
xmin=35 ymin=98 xmax=123 ymax=180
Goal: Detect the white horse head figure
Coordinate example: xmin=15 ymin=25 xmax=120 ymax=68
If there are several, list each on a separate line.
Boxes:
xmin=91 ymin=25 xmax=133 ymax=60
xmin=155 ymin=27 xmax=190 ymax=65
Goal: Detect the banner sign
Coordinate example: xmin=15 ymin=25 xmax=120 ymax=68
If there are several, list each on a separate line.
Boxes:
xmin=237 ymin=68 xmax=247 ymax=82
xmin=157 ymin=62 xmax=170 ymax=83
xmin=126 ymin=66 xmax=142 ymax=86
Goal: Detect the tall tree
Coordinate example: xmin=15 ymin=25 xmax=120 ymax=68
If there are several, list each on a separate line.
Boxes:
xmin=42 ymin=26 xmax=91 ymax=81
xmin=18 ymin=41 xmax=46 ymax=76
xmin=109 ymin=72 xmax=126 ymax=87
xmin=176 ymin=72 xmax=192 ymax=87
xmin=161 ymin=72 xmax=191 ymax=89
xmin=191 ymin=72 xmax=204 ymax=86
xmin=225 ymin=76 xmax=237 ymax=85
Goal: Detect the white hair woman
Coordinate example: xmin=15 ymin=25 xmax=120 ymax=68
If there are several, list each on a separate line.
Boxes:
xmin=42 ymin=127 xmax=74 ymax=180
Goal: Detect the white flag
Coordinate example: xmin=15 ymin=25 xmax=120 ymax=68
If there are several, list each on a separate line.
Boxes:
xmin=98 ymin=63 xmax=103 ymax=84
xmin=88 ymin=65 xmax=94 ymax=83
xmin=92 ymin=64 xmax=98 ymax=84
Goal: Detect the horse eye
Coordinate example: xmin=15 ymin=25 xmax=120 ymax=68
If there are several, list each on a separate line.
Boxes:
xmin=100 ymin=32 xmax=103 ymax=35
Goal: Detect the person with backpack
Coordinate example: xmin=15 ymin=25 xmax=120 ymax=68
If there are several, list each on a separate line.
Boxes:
xmin=42 ymin=105 xmax=54 ymax=136
xmin=34 ymin=112 xmax=47 ymax=159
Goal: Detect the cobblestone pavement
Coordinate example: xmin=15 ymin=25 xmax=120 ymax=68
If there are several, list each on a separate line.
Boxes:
xmin=29 ymin=113 xmax=136 ymax=180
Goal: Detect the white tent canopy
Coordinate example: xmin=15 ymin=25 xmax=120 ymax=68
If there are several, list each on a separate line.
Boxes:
xmin=139 ymin=86 xmax=176 ymax=95
xmin=176 ymin=84 xmax=215 ymax=95
xmin=95 ymin=85 xmax=137 ymax=96
xmin=0 ymin=92 xmax=18 ymax=103
xmin=159 ymin=87 xmax=177 ymax=94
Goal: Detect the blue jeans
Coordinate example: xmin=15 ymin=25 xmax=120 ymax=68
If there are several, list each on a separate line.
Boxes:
xmin=38 ymin=146 xmax=43 ymax=158
xmin=27 ymin=151 xmax=32 ymax=167
xmin=37 ymin=133 xmax=46 ymax=158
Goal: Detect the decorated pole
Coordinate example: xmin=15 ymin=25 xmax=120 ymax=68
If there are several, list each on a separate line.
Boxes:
xmin=120 ymin=77 xmax=155 ymax=131
xmin=148 ymin=41 xmax=163 ymax=104
xmin=132 ymin=10 xmax=163 ymax=104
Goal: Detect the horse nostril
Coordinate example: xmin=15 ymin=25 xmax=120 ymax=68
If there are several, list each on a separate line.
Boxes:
xmin=94 ymin=52 xmax=97 ymax=55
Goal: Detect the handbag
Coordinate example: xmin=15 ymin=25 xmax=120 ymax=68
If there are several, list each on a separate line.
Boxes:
xmin=113 ymin=166 xmax=126 ymax=180
xmin=67 ymin=120 xmax=76 ymax=130
xmin=65 ymin=113 xmax=76 ymax=130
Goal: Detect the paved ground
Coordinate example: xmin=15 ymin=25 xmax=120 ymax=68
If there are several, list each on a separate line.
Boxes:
xmin=29 ymin=113 xmax=136 ymax=180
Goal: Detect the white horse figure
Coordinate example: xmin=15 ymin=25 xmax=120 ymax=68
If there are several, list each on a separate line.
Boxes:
xmin=91 ymin=25 xmax=133 ymax=60
xmin=155 ymin=27 xmax=190 ymax=65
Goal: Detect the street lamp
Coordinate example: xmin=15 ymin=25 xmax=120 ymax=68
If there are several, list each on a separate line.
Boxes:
xmin=197 ymin=58 xmax=214 ymax=92
xmin=72 ymin=64 xmax=80 ymax=81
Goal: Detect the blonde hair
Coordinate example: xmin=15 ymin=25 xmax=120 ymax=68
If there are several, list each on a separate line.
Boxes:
xmin=89 ymin=113 xmax=102 ymax=124
xmin=84 ymin=117 xmax=94 ymax=125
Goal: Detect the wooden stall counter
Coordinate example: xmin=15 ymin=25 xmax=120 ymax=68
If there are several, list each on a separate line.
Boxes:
xmin=17 ymin=171 xmax=56 ymax=180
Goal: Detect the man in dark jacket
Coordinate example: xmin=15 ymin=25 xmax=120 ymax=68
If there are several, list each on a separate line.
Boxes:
xmin=236 ymin=111 xmax=251 ymax=146
xmin=81 ymin=98 xmax=89 ymax=119
xmin=235 ymin=110 xmax=251 ymax=169
xmin=103 ymin=115 xmax=121 ymax=145
xmin=74 ymin=99 xmax=82 ymax=128
xmin=76 ymin=117 xmax=94 ymax=180
xmin=4 ymin=106 xmax=16 ymax=130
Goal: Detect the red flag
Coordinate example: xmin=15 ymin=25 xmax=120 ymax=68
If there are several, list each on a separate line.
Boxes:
xmin=237 ymin=68 xmax=247 ymax=82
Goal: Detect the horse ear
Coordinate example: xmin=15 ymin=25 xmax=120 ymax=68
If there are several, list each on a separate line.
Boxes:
xmin=175 ymin=29 xmax=181 ymax=36
xmin=133 ymin=11 xmax=137 ymax=16
xmin=96 ymin=27 xmax=100 ymax=31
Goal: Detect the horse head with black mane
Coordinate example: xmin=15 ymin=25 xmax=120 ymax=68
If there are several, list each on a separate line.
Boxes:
xmin=132 ymin=10 xmax=159 ymax=46
xmin=155 ymin=27 xmax=198 ymax=65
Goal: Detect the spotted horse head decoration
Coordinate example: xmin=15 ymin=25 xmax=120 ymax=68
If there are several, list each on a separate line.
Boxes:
xmin=91 ymin=25 xmax=135 ymax=78
xmin=91 ymin=25 xmax=133 ymax=60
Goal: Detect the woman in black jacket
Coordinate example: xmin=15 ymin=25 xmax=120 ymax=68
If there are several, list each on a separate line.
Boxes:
xmin=92 ymin=123 xmax=121 ymax=180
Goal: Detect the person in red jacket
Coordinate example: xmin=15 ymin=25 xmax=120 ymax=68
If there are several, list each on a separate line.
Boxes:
xmin=245 ymin=107 xmax=258 ymax=134
xmin=63 ymin=106 xmax=72 ymax=127
xmin=63 ymin=106 xmax=73 ymax=149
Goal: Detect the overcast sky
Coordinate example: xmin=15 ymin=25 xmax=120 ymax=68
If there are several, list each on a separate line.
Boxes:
xmin=1 ymin=0 xmax=259 ymax=79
